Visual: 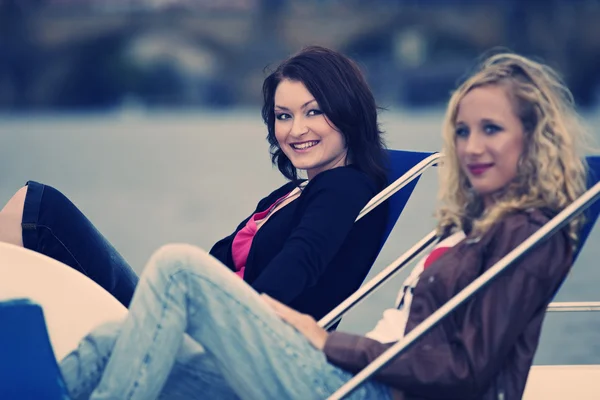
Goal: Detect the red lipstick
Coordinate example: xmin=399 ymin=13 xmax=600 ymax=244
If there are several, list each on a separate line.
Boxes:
xmin=467 ymin=163 xmax=493 ymax=176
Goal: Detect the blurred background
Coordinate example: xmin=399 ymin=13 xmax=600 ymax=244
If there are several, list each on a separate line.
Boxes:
xmin=1 ymin=0 xmax=600 ymax=368
xmin=2 ymin=0 xmax=600 ymax=110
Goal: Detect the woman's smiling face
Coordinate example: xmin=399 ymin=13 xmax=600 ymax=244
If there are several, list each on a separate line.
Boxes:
xmin=273 ymin=79 xmax=348 ymax=180
xmin=454 ymin=84 xmax=525 ymax=206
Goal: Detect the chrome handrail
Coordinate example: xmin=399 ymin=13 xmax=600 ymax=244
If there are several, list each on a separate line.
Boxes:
xmin=328 ymin=181 xmax=600 ymax=400
xmin=547 ymin=301 xmax=600 ymax=312
xmin=318 ymin=230 xmax=438 ymax=329
xmin=355 ymin=152 xmax=442 ymax=222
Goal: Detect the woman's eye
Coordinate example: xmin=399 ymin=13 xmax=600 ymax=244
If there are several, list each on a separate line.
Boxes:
xmin=275 ymin=113 xmax=291 ymax=121
xmin=307 ymin=109 xmax=323 ymax=117
xmin=455 ymin=126 xmax=469 ymax=138
xmin=484 ymin=124 xmax=502 ymax=134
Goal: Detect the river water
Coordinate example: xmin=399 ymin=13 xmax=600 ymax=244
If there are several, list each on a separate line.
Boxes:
xmin=1 ymin=108 xmax=599 ymax=365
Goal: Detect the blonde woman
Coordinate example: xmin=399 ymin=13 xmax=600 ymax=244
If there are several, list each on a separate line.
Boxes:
xmin=61 ymin=53 xmax=589 ymax=400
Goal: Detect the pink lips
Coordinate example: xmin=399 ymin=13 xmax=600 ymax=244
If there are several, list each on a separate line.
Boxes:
xmin=467 ymin=163 xmax=493 ymax=176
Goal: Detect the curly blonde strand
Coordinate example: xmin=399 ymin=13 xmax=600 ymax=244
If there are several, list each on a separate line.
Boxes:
xmin=436 ymin=53 xmax=592 ymax=249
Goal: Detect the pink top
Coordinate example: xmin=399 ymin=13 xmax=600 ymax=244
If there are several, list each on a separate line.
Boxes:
xmin=231 ymin=191 xmax=293 ymax=279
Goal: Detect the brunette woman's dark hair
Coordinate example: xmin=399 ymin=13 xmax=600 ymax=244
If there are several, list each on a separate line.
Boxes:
xmin=261 ymin=45 xmax=388 ymax=189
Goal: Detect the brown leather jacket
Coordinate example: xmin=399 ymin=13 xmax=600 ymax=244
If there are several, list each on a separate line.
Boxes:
xmin=324 ymin=209 xmax=573 ymax=400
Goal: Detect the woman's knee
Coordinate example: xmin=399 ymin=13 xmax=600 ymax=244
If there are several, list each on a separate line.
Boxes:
xmin=143 ymin=243 xmax=222 ymax=284
xmin=34 ymin=182 xmax=78 ymax=211
xmin=10 ymin=181 xmax=76 ymax=223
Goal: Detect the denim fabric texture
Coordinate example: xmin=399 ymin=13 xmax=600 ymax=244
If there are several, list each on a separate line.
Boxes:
xmin=21 ymin=181 xmax=138 ymax=306
xmin=61 ymin=244 xmax=392 ymax=400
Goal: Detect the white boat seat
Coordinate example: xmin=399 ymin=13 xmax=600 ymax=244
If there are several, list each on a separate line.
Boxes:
xmin=524 ymin=365 xmax=600 ymax=399
xmin=0 ymin=242 xmax=127 ymax=360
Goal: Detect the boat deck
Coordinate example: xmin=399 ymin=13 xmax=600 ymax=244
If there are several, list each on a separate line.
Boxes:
xmin=525 ymin=365 xmax=600 ymax=399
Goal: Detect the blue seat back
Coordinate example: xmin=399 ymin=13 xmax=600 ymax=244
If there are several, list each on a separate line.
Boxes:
xmin=380 ymin=150 xmax=435 ymax=248
xmin=575 ymin=155 xmax=600 ymax=262
xmin=379 ymin=152 xmax=599 ymax=260
xmin=0 ymin=299 xmax=70 ymax=399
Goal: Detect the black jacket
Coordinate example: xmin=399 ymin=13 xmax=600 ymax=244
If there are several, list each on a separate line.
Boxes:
xmin=210 ymin=165 xmax=388 ymax=320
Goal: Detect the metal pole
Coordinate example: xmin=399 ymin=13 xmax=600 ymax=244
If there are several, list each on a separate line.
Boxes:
xmin=547 ymin=301 xmax=600 ymax=312
xmin=328 ymin=181 xmax=600 ymax=400
xmin=355 ymin=153 xmax=442 ymax=222
xmin=318 ymin=153 xmax=442 ymax=329
xmin=318 ymin=230 xmax=438 ymax=329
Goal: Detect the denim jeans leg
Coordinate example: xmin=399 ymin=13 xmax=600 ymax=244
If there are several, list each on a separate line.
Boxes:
xmin=21 ymin=181 xmax=138 ymax=306
xmin=158 ymin=338 xmax=239 ymax=400
xmin=60 ymin=322 xmax=123 ymax=400
xmin=89 ymin=244 xmax=392 ymax=400
xmin=60 ymin=321 xmax=238 ymax=400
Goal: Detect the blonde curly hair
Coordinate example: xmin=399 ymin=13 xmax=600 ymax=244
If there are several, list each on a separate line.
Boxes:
xmin=436 ymin=52 xmax=591 ymax=248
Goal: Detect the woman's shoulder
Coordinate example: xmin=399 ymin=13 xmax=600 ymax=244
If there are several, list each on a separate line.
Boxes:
xmin=306 ymin=165 xmax=377 ymax=192
xmin=491 ymin=208 xmax=555 ymax=234
xmin=471 ymin=208 xmax=563 ymax=258
xmin=258 ymin=181 xmax=299 ymax=206
xmin=481 ymin=208 xmax=572 ymax=276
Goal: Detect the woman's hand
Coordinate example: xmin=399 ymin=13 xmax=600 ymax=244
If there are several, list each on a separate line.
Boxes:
xmin=261 ymin=294 xmax=329 ymax=350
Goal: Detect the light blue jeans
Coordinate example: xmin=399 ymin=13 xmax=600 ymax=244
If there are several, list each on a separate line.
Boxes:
xmin=59 ymin=244 xmax=392 ymax=400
